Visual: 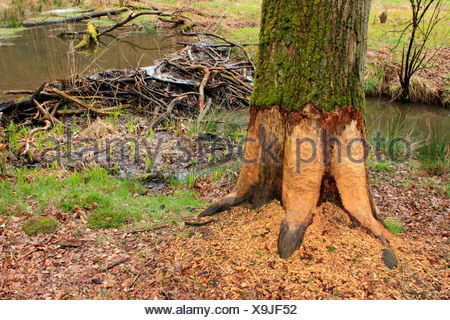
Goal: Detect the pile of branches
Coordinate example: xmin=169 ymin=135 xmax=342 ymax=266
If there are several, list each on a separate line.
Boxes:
xmin=0 ymin=38 xmax=254 ymax=130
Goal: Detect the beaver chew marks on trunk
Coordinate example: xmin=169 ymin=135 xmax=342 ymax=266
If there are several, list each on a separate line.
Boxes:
xmin=199 ymin=0 xmax=398 ymax=268
xmin=200 ymin=104 xmax=398 ymax=268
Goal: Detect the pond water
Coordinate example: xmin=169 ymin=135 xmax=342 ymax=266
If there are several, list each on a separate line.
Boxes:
xmin=0 ymin=24 xmax=180 ymax=97
xmin=230 ymin=99 xmax=449 ymax=144
xmin=0 ymin=25 xmax=448 ymax=144
xmin=365 ymin=98 xmax=449 ymax=144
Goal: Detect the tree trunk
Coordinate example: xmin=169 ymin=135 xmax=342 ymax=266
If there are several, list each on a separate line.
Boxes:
xmin=199 ymin=0 xmax=398 ymax=268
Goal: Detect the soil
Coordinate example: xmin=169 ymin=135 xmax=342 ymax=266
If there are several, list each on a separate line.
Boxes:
xmin=0 ymin=164 xmax=448 ymax=300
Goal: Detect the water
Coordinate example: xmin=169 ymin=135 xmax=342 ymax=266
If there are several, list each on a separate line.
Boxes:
xmin=0 ymin=24 xmax=180 ymax=97
xmin=0 ymin=25 xmax=448 ymax=143
xmin=365 ymin=98 xmax=449 ymax=144
xmin=230 ymin=99 xmax=449 ymax=144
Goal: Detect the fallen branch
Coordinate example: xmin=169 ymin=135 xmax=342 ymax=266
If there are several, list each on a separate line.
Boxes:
xmin=150 ymin=93 xmax=197 ymax=129
xmin=56 ymin=104 xmax=129 ymax=116
xmin=184 ymin=217 xmax=215 ymax=226
xmin=0 ymin=8 xmax=128 ymax=28
xmin=98 ymin=10 xmax=180 ymax=36
xmin=47 ymin=88 xmax=112 ymax=115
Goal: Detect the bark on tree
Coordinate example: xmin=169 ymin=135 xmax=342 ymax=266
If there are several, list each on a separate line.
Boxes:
xmin=199 ymin=0 xmax=398 ymax=268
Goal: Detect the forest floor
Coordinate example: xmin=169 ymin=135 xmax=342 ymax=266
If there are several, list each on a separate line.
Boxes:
xmin=0 ymin=162 xmax=448 ymax=300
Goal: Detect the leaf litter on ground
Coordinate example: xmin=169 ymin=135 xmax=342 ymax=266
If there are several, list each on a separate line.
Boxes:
xmin=0 ymin=162 xmax=448 ymax=300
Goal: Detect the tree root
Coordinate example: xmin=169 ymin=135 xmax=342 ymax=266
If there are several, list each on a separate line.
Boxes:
xmin=199 ymin=191 xmax=250 ymax=217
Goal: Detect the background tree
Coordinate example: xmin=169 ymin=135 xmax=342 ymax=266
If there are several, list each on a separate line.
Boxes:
xmin=396 ymin=0 xmax=446 ymax=100
xmin=199 ymin=0 xmax=398 ymax=268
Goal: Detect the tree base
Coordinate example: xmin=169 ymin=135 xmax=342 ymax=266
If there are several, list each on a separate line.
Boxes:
xmin=199 ymin=105 xmax=398 ymax=269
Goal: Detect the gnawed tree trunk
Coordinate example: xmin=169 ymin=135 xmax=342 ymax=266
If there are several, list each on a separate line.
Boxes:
xmin=200 ymin=0 xmax=398 ymax=268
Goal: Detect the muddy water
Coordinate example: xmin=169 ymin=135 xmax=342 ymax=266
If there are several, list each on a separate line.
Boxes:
xmin=0 ymin=26 xmax=448 ymax=143
xmin=0 ymin=24 xmax=180 ymax=97
xmin=365 ymin=98 xmax=449 ymax=144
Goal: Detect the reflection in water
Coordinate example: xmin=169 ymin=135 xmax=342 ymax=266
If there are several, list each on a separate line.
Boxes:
xmin=365 ymin=98 xmax=449 ymax=144
xmin=229 ymin=98 xmax=449 ymax=143
xmin=0 ymin=24 xmax=180 ymax=97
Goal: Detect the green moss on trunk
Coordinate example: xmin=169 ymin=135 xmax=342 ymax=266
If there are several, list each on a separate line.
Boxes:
xmin=251 ymin=0 xmax=371 ymax=112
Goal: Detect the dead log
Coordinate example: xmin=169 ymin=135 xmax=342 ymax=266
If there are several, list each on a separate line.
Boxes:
xmin=0 ymin=8 xmax=128 ymax=28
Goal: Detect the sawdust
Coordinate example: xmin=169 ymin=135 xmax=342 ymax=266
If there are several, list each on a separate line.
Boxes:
xmin=138 ymin=201 xmax=449 ymax=299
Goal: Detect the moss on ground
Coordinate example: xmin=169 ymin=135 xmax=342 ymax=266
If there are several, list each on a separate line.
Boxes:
xmin=23 ymin=216 xmax=57 ymax=236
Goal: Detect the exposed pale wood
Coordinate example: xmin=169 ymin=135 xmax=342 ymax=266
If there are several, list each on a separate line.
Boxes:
xmin=47 ymin=88 xmax=111 ymax=115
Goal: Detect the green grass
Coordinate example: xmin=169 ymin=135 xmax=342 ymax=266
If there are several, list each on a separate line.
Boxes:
xmin=186 ymin=0 xmax=262 ymax=20
xmin=227 ymin=26 xmax=259 ymax=44
xmin=0 ymin=166 xmax=206 ymax=229
xmin=384 ymin=217 xmax=404 ymax=235
xmin=367 ymin=159 xmax=394 ymax=173
xmin=185 ymin=108 xmax=248 ymax=141
xmin=415 ymin=130 xmax=449 ymax=175
xmin=368 ymin=0 xmax=449 ymax=50
xmin=367 ymin=115 xmax=422 ymax=163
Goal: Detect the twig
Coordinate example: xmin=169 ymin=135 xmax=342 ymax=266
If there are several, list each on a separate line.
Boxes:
xmin=47 ymin=88 xmax=112 ymax=115
xmin=21 ymin=119 xmax=51 ymax=155
xmin=184 ymin=217 xmax=215 ymax=226
xmin=3 ymin=89 xmax=35 ymax=95
xmin=400 ymin=255 xmax=410 ymax=300
xmin=105 ymin=256 xmax=131 ymax=270
xmin=150 ymin=93 xmax=196 ymax=129
xmin=114 ymin=224 xmax=169 ymax=235
xmin=17 ymin=248 xmax=39 ymax=261
xmin=180 ymin=31 xmax=255 ymax=69
xmin=197 ymin=66 xmax=211 ymax=111
xmin=33 ymin=100 xmax=63 ymax=126
xmin=56 ymin=104 xmax=129 ymax=116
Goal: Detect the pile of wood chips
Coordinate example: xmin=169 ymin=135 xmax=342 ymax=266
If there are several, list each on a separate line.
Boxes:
xmin=139 ymin=201 xmax=448 ymax=300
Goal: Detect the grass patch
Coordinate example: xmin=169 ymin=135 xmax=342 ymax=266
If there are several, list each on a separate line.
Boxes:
xmin=368 ymin=0 xmax=449 ymax=50
xmin=0 ymin=166 xmax=206 ymax=229
xmin=384 ymin=217 xmax=404 ymax=235
xmin=185 ymin=108 xmax=248 ymax=142
xmin=415 ymin=130 xmax=449 ymax=176
xmin=367 ymin=115 xmax=422 ymax=163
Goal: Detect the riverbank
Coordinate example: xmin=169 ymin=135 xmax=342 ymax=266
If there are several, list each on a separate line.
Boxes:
xmin=1 ymin=1 xmax=449 ymax=107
